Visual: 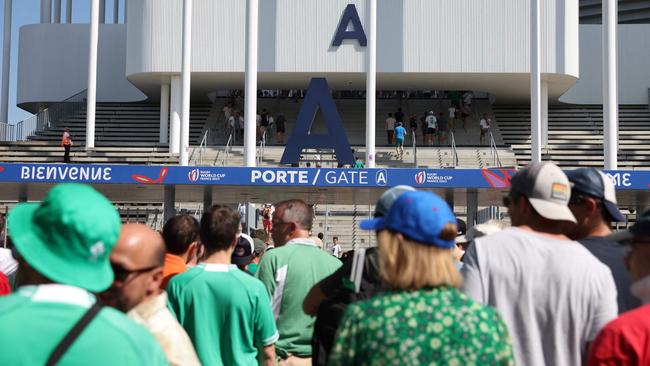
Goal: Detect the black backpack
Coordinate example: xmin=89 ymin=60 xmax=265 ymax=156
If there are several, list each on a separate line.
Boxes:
xmin=311 ymin=248 xmax=385 ymax=366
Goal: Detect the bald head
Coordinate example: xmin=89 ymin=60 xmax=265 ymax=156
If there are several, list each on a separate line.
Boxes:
xmin=113 ymin=223 xmax=165 ymax=268
xmin=100 ymin=224 xmax=166 ymax=312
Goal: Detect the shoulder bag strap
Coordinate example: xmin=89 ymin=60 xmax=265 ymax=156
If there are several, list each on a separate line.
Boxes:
xmin=45 ymin=302 xmax=103 ymax=366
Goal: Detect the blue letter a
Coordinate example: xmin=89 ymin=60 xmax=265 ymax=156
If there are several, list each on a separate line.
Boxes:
xmin=281 ymin=78 xmax=355 ymax=165
xmin=332 ymin=4 xmax=367 ymax=47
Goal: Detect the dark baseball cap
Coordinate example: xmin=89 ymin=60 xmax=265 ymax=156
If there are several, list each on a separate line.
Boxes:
xmin=374 ymin=185 xmax=416 ymax=217
xmin=232 ymin=233 xmax=254 ymax=266
xmin=566 ymin=168 xmax=625 ymax=222
xmin=608 ymin=209 xmax=650 ymax=243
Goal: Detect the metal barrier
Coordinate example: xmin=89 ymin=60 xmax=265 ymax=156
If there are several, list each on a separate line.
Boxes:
xmin=450 ymin=130 xmax=460 ymax=167
xmin=1 ymin=89 xmax=87 ymax=142
xmin=488 ymin=130 xmax=502 ymax=167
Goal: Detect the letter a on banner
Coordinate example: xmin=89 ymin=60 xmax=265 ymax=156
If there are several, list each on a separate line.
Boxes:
xmin=332 ymin=4 xmax=367 ymax=47
xmin=281 ymin=78 xmax=355 ymax=165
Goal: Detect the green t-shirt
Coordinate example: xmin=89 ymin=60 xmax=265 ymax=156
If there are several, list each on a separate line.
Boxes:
xmin=353 ymin=161 xmax=365 ymax=168
xmin=329 ymin=287 xmax=515 ymax=366
xmin=167 ymin=263 xmax=278 ymax=366
xmin=247 ymin=263 xmax=259 ymax=275
xmin=0 ymin=285 xmax=168 ymax=366
xmin=256 ymin=238 xmax=342 ymax=357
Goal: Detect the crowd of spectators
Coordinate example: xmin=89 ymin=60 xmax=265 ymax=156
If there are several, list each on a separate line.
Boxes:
xmin=0 ymin=162 xmax=648 ymax=365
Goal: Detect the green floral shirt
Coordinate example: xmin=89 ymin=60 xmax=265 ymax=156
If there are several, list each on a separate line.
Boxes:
xmin=329 ymin=287 xmax=514 ymax=366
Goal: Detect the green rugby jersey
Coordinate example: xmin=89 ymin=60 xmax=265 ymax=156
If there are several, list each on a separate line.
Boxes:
xmin=167 ymin=263 xmax=278 ymax=366
xmin=0 ymin=284 xmax=168 ymax=366
xmin=256 ymin=238 xmax=342 ymax=357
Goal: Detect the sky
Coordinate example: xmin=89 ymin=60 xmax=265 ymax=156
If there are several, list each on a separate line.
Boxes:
xmin=2 ymin=0 xmax=123 ymax=124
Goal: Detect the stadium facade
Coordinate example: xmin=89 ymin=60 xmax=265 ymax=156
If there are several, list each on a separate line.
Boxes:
xmin=1 ymin=0 xmax=650 ymax=244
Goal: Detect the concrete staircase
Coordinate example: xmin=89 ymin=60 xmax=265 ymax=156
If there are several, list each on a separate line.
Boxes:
xmin=493 ymin=104 xmax=650 ymax=168
xmin=28 ymin=103 xmax=211 ymax=146
xmin=190 ymin=145 xmax=517 ymax=169
xmin=198 ymin=96 xmax=502 ymax=147
xmin=0 ymin=141 xmax=177 ymax=164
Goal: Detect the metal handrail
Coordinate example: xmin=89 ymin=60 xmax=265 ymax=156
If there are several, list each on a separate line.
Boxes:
xmin=256 ymin=131 xmax=266 ymax=166
xmin=489 ymin=130 xmax=502 ymax=167
xmin=1 ymin=89 xmax=87 ymax=141
xmin=450 ymin=130 xmax=459 ymax=167
xmin=412 ymin=130 xmax=417 ymax=167
xmin=221 ymin=133 xmax=233 ymax=166
xmin=190 ymin=129 xmax=209 ymax=165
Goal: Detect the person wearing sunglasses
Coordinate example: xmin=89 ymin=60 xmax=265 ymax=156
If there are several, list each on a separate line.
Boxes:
xmin=588 ymin=209 xmax=650 ymax=365
xmin=565 ymin=168 xmax=640 ymax=314
xmin=99 ymin=223 xmax=200 ymax=366
xmin=0 ymin=184 xmax=167 ymax=366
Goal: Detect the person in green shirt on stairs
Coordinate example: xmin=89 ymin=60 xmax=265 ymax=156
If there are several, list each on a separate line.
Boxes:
xmin=0 ymin=183 xmax=168 ymax=366
xmin=257 ymin=199 xmax=342 ymax=366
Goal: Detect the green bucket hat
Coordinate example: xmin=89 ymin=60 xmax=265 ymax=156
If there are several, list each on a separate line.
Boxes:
xmin=8 ymin=183 xmax=121 ymax=292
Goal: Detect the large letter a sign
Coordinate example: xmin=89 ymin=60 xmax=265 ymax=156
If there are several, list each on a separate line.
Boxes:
xmin=280 ymin=78 xmax=355 ymax=165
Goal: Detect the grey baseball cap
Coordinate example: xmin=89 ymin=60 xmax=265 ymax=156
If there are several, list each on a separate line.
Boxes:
xmin=510 ymin=162 xmax=576 ymax=223
xmin=374 ymin=185 xmax=416 ymax=217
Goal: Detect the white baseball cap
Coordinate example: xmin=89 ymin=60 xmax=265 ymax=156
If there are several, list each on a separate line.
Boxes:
xmin=509 ymin=162 xmax=577 ymax=223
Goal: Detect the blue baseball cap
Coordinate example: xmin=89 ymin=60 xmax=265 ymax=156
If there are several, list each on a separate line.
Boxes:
xmin=566 ymin=168 xmax=625 ymax=222
xmin=360 ymin=191 xmax=457 ymax=249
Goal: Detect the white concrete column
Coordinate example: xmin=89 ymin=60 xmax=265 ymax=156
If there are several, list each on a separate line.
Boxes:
xmin=541 ymin=80 xmax=548 ymax=147
xmin=170 ymin=75 xmax=181 ymax=154
xmin=99 ymin=0 xmax=105 ymax=24
xmin=53 ymin=0 xmax=61 ymax=23
xmin=85 ymin=0 xmax=99 ymax=150
xmin=530 ymin=0 xmax=541 ymax=163
xmin=1 ymin=0 xmax=12 ymax=124
xmin=41 ymin=0 xmax=52 ymax=24
xmin=365 ymin=0 xmax=377 ymax=168
xmin=244 ymin=0 xmax=258 ymax=167
xmin=65 ymin=0 xmax=72 ymax=23
xmin=160 ymin=83 xmax=170 ymax=144
xmin=179 ymin=0 xmax=192 ymax=166
xmin=113 ymin=0 xmax=118 ymax=23
xmin=603 ymin=0 xmax=618 ymax=170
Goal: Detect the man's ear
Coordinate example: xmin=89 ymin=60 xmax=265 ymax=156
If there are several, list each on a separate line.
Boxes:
xmin=586 ymin=197 xmax=600 ymax=216
xmin=149 ymin=267 xmax=164 ymax=292
xmin=185 ymin=242 xmax=198 ymax=264
xmin=230 ymin=235 xmax=239 ymax=250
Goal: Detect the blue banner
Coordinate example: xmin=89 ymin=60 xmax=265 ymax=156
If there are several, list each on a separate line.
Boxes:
xmin=0 ymin=163 xmax=646 ymax=190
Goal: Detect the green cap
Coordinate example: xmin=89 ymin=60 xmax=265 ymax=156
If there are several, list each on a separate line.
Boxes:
xmin=8 ymin=183 xmax=121 ymax=292
xmin=253 ymin=238 xmax=266 ymax=254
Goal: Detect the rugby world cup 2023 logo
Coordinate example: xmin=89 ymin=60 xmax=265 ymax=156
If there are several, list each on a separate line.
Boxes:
xmin=188 ymin=168 xmax=200 ymax=183
xmin=415 ymin=171 xmax=426 ymax=185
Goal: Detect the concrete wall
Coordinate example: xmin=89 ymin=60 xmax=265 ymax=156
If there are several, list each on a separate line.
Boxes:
xmin=17 ymin=24 xmax=146 ymax=112
xmin=560 ymin=24 xmax=650 ymax=105
xmin=126 ymin=0 xmax=579 ymax=77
